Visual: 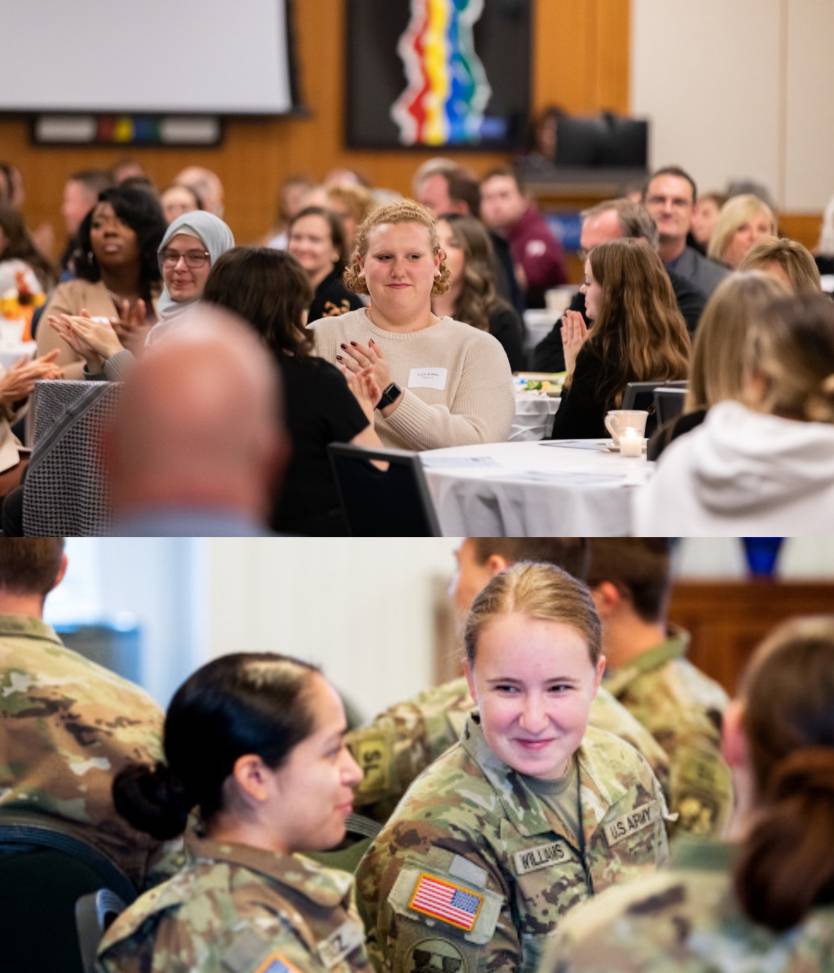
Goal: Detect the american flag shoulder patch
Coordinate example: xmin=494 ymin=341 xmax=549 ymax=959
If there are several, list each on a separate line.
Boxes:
xmin=407 ymin=871 xmax=484 ymax=932
xmin=253 ymin=953 xmax=303 ymax=973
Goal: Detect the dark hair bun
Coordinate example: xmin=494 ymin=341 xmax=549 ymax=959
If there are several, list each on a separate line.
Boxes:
xmin=112 ymin=762 xmax=193 ymax=841
xmin=769 ymin=747 xmax=834 ymax=801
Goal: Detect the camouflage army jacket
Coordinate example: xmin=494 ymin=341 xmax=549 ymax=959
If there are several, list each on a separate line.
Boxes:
xmin=546 ymin=838 xmax=834 ymax=972
xmin=603 ymin=630 xmax=733 ymax=837
xmin=0 ymin=613 xmax=174 ymax=890
xmin=97 ymin=832 xmax=374 ymax=973
xmin=356 ymin=715 xmax=670 ymax=973
xmin=348 ymin=678 xmax=669 ymax=823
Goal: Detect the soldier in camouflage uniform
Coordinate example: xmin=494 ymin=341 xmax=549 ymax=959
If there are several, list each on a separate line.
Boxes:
xmin=97 ymin=652 xmax=371 ymax=973
xmin=543 ymin=616 xmax=834 ymax=972
xmin=356 ymin=564 xmax=670 ymax=973
xmin=0 ymin=538 xmax=172 ymax=890
xmin=348 ymin=678 xmax=669 ymax=824
xmin=347 ymin=539 xmax=669 ymax=823
xmin=97 ymin=831 xmax=373 ymax=973
xmin=586 ymin=540 xmax=733 ymax=837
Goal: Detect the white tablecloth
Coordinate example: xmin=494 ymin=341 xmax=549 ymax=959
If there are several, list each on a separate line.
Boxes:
xmin=420 ymin=439 xmax=653 ymax=536
xmin=511 ymin=392 xmax=561 ymax=441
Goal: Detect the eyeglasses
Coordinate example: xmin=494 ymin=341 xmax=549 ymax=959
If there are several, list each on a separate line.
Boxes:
xmin=159 ymin=248 xmax=210 ymax=269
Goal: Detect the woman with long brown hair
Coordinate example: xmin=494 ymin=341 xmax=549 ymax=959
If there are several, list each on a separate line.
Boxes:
xmin=549 ymin=237 xmax=690 ymax=439
xmin=546 ymin=614 xmax=834 ymax=971
xmin=432 ymin=213 xmax=525 ymax=370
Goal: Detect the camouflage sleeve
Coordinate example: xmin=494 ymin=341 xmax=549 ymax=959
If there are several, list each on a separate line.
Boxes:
xmin=347 ymin=680 xmax=473 ymax=823
xmin=356 ymin=819 xmax=518 ymax=973
xmin=98 ymin=900 xmax=334 ymax=973
xmin=666 ymin=734 xmax=733 ymax=838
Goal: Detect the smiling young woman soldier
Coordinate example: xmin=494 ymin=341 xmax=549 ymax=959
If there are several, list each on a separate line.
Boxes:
xmin=356 ymin=562 xmax=670 ymax=973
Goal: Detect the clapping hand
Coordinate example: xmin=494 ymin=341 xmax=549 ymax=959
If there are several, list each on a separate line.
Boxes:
xmin=336 ymin=339 xmax=393 ymax=405
xmin=0 ymin=349 xmax=62 ymax=406
xmin=111 ymin=299 xmax=149 ymax=356
xmin=49 ymin=310 xmax=124 ymax=372
xmin=560 ymin=309 xmax=590 ymax=376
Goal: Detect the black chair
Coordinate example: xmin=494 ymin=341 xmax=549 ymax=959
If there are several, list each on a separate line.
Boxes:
xmin=0 ymin=809 xmax=136 ymax=973
xmin=653 ymin=387 xmax=687 ymax=427
xmin=621 ymin=379 xmax=689 ymax=411
xmin=327 ymin=442 xmax=442 ymax=536
xmin=76 ymin=889 xmax=128 ymax=973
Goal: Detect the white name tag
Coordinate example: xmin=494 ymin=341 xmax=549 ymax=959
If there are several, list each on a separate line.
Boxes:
xmin=604 ymin=800 xmax=661 ymax=847
xmin=408 ymin=367 xmax=447 ymax=390
xmin=317 ymin=919 xmax=365 ymax=968
xmin=513 ymin=840 xmax=570 ymax=875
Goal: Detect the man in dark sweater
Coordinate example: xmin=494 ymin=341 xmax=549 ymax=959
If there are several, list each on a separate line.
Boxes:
xmin=532 ymin=198 xmax=706 ymax=372
xmin=480 ymin=167 xmax=567 ymax=308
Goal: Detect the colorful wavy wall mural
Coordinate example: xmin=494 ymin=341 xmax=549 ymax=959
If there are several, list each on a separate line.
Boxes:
xmin=391 ymin=0 xmax=492 ymax=146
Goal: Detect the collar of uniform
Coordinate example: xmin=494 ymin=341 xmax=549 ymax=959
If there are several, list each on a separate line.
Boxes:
xmin=0 ymin=613 xmax=62 ymax=644
xmin=670 ymin=836 xmax=736 ymax=872
xmin=185 ymin=832 xmax=353 ymax=907
xmin=603 ymin=627 xmax=690 ymax=697
xmin=461 ymin=714 xmax=627 ymax=842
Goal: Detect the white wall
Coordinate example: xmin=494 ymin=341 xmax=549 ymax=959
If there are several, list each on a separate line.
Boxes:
xmin=631 ymin=0 xmax=834 ymax=211
xmin=195 ymin=538 xmax=460 ymax=720
xmin=48 ymin=538 xmax=834 ymax=710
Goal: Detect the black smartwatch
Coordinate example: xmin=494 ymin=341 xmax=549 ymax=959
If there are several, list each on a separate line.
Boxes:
xmin=376 ymin=382 xmax=402 ymax=410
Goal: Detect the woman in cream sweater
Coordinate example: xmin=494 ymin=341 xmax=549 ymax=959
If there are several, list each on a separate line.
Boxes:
xmin=312 ymin=200 xmax=514 ymax=451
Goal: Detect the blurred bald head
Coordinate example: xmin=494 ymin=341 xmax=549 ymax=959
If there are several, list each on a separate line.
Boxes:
xmin=174 ymin=166 xmax=225 ymax=216
xmin=106 ymin=305 xmax=287 ymax=527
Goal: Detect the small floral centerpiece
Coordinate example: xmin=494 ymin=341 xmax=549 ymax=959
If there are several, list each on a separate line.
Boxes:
xmin=0 ymin=268 xmax=45 ymax=344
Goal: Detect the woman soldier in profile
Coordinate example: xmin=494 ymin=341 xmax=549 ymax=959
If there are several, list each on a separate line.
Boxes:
xmin=356 ymin=562 xmax=670 ymax=973
xmin=546 ymin=615 xmax=834 ymax=972
xmin=97 ymin=652 xmax=370 ymax=973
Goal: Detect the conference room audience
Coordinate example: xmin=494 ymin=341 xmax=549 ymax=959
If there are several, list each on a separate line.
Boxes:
xmin=544 ymin=614 xmax=834 ymax=972
xmin=648 ymin=271 xmax=787 ymax=461
xmin=739 ymin=236 xmax=822 ymax=294
xmin=287 ymin=205 xmax=363 ymax=322
xmin=0 ymin=204 xmax=57 ymax=294
xmin=105 ymin=305 xmax=287 ymax=536
xmin=533 ymin=199 xmax=705 ymax=373
xmin=37 ymin=186 xmax=166 ymax=379
xmin=97 ymin=652 xmax=369 ymax=973
xmin=643 ymin=166 xmax=729 ymax=297
xmin=549 ymin=237 xmax=690 ymax=439
xmin=689 ymin=190 xmax=727 ymax=254
xmin=0 ymin=350 xmax=62 ymax=497
xmin=708 ymin=193 xmax=777 ymax=270
xmin=414 ymin=157 xmax=523 ymax=311
xmin=203 ymin=246 xmax=382 ymax=535
xmin=49 ymin=210 xmax=234 ymax=380
xmin=480 ymin=166 xmax=568 ymax=307
xmin=313 ymin=200 xmax=514 ymax=450
xmin=326 ymin=182 xmax=377 ymax=255
xmin=172 ymin=165 xmax=224 ymax=217
xmin=433 ymin=213 xmax=526 ymax=370
xmin=158 ymin=182 xmax=202 ymax=224
xmin=635 ymin=292 xmax=834 ymax=534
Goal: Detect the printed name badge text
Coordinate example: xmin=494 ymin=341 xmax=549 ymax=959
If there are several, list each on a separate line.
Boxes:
xmin=408 ymin=367 xmax=448 ymax=390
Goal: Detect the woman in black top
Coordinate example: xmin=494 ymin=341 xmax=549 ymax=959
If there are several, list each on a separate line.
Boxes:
xmin=203 ymin=248 xmax=381 ymax=535
xmin=432 ymin=213 xmax=526 ymax=370
xmin=287 ymin=206 xmax=363 ymax=323
xmin=550 ymin=238 xmax=690 ymax=439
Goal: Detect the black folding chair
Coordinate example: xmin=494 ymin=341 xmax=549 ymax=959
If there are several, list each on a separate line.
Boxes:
xmin=0 ymin=809 xmax=136 ymax=973
xmin=327 ymin=442 xmax=442 ymax=536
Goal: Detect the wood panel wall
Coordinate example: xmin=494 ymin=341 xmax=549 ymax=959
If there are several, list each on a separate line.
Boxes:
xmin=1 ymin=0 xmax=629 ymax=251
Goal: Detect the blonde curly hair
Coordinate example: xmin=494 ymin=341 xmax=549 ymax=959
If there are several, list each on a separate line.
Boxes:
xmin=343 ymin=199 xmax=451 ymax=296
